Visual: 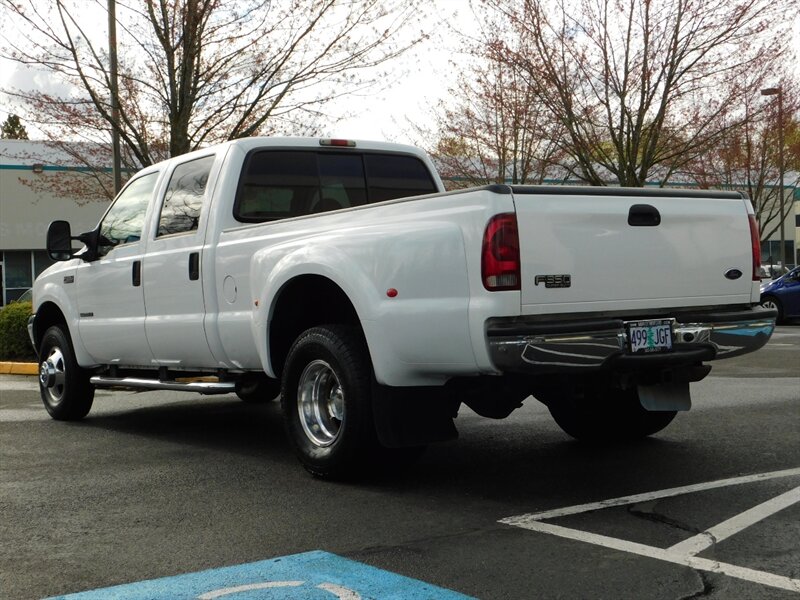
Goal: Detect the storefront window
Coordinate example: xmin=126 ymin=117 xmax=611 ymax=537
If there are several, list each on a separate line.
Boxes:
xmin=34 ymin=251 xmax=55 ymax=277
xmin=4 ymin=251 xmax=32 ymax=289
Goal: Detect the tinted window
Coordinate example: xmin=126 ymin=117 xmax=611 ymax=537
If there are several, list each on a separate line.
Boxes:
xmin=317 ymin=154 xmax=366 ymax=211
xmin=364 ymin=154 xmax=437 ymax=202
xmin=237 ymin=151 xmax=319 ymax=222
xmin=234 ymin=150 xmax=436 ymax=223
xmin=98 ymin=173 xmax=157 ymax=257
xmin=3 ymin=251 xmax=32 ymax=288
xmin=157 ymin=155 xmax=214 ymax=237
xmin=34 ymin=250 xmax=55 ymax=277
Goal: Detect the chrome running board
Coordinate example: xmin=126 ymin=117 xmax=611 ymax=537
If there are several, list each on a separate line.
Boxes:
xmin=90 ymin=376 xmax=235 ymax=395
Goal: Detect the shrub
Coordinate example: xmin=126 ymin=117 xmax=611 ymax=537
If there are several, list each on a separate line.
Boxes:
xmin=0 ymin=301 xmax=36 ymax=361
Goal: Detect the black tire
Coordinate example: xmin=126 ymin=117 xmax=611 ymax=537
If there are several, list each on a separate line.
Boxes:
xmin=38 ymin=325 xmax=94 ymax=421
xmin=547 ymin=385 xmax=676 ymax=442
xmin=280 ymin=324 xmax=380 ymax=479
xmin=235 ymin=376 xmax=281 ymax=403
xmin=760 ymin=295 xmax=784 ymax=324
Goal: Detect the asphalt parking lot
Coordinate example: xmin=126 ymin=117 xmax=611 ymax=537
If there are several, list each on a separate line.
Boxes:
xmin=1 ymin=325 xmax=798 ymax=599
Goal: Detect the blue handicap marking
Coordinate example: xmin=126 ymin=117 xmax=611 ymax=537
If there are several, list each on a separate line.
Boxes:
xmin=46 ymin=550 xmax=475 ymax=599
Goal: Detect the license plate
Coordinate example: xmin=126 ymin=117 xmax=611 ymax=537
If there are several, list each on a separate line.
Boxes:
xmin=626 ymin=320 xmax=673 ymax=354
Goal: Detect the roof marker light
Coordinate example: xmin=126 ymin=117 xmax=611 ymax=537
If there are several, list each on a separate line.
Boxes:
xmin=319 ymin=139 xmax=356 ymax=147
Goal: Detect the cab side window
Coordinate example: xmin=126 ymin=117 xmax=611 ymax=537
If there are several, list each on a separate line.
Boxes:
xmin=97 ymin=172 xmax=158 ymax=257
xmin=157 ymin=155 xmax=215 ymax=237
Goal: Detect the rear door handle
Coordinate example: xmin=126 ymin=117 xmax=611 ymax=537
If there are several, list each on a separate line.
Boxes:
xmin=628 ymin=204 xmax=661 ymax=227
xmin=132 ymin=260 xmax=141 ymax=287
xmin=189 ymin=252 xmax=200 ymax=281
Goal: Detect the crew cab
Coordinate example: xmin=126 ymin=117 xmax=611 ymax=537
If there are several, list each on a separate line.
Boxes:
xmin=29 ymin=137 xmax=776 ymax=477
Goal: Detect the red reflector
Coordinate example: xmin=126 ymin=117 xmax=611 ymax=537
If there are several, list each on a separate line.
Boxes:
xmin=482 ymin=213 xmax=520 ymax=291
xmin=319 ymin=139 xmax=356 ymax=147
xmin=748 ymin=214 xmax=761 ymax=281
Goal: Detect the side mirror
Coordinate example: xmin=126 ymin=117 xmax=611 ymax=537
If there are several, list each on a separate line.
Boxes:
xmin=46 ymin=221 xmax=74 ymax=261
xmin=46 ymin=221 xmax=99 ymax=261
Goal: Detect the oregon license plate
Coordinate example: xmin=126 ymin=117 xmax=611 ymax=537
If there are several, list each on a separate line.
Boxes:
xmin=626 ymin=319 xmax=673 ymax=354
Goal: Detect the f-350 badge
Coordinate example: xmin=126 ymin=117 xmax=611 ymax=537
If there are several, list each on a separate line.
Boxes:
xmin=534 ymin=274 xmax=571 ymax=288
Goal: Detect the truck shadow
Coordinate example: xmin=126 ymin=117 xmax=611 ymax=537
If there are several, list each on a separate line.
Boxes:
xmin=74 ymin=392 xmax=766 ymax=507
xmin=82 ymin=393 xmax=294 ymax=462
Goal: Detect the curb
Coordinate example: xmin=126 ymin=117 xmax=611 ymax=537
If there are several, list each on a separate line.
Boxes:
xmin=0 ymin=362 xmax=38 ymax=376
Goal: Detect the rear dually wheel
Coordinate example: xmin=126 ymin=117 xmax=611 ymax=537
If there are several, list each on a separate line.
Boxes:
xmin=543 ymin=384 xmax=676 ymax=442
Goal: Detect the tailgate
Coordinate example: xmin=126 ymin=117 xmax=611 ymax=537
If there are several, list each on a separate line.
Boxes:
xmin=513 ymin=187 xmax=754 ymax=314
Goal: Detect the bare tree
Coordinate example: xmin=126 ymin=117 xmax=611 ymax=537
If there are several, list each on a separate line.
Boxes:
xmin=419 ymin=7 xmax=563 ymax=190
xmin=481 ymin=0 xmax=794 ymax=186
xmin=687 ymin=83 xmax=800 ymax=246
xmin=1 ymin=0 xmax=426 ymax=199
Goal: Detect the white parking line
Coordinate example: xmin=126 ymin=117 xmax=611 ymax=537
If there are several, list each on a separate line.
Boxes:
xmin=500 ymin=468 xmax=800 ymax=593
xmin=500 ymin=467 xmax=800 ymax=524
xmin=668 ymin=486 xmax=800 ymax=555
xmin=514 ymin=520 xmax=800 ymax=593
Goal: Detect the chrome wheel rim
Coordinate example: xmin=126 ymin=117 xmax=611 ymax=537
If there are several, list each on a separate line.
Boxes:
xmin=297 ymin=360 xmax=344 ymax=447
xmin=40 ymin=347 xmax=67 ymax=405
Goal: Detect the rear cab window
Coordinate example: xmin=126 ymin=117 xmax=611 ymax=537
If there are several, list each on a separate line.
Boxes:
xmin=234 ymin=150 xmax=437 ymax=223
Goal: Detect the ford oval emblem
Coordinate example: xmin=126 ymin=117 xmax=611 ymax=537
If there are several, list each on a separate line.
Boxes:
xmin=725 ymin=269 xmax=743 ymax=280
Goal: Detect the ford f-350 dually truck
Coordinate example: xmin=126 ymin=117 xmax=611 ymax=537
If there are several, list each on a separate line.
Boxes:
xmin=29 ymin=137 xmax=776 ymax=477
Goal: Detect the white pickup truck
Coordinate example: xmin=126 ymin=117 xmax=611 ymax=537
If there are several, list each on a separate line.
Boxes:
xmin=30 ymin=137 xmax=776 ymax=477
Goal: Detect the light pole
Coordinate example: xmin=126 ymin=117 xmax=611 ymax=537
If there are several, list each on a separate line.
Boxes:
xmin=761 ymin=86 xmax=785 ymax=269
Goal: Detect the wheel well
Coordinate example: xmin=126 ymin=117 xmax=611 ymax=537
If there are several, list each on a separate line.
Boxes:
xmin=269 ymin=275 xmax=362 ymax=378
xmin=32 ymin=302 xmax=68 ymax=353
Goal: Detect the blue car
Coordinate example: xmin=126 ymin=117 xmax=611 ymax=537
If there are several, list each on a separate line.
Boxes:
xmin=761 ymin=266 xmax=800 ymax=323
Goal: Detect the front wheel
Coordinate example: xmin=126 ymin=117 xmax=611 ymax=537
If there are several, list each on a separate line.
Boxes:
xmin=546 ymin=386 xmax=676 ymax=442
xmin=38 ymin=325 xmax=94 ymax=420
xmin=280 ymin=325 xmax=379 ymax=479
xmin=760 ymin=296 xmax=784 ymax=324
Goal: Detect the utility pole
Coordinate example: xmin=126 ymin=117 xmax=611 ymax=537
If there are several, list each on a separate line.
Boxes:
xmin=108 ymin=0 xmax=122 ymax=195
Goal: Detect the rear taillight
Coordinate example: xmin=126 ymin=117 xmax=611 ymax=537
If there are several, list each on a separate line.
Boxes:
xmin=482 ymin=213 xmax=520 ymax=291
xmin=748 ymin=214 xmax=761 ymax=281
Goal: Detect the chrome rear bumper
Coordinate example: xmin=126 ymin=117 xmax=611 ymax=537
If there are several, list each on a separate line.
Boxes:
xmin=487 ymin=307 xmax=777 ymax=375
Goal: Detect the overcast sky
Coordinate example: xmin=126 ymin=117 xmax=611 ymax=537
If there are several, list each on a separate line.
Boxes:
xmin=0 ymin=0 xmax=478 ymax=145
xmin=1 ymin=1 xmax=797 ymax=146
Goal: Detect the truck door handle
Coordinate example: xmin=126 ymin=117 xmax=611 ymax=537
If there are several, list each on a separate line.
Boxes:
xmin=628 ymin=204 xmax=661 ymax=227
xmin=132 ymin=260 xmax=141 ymax=287
xmin=188 ymin=252 xmax=200 ymax=281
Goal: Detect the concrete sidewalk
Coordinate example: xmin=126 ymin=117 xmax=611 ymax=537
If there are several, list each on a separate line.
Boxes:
xmin=0 ymin=362 xmax=38 ymax=376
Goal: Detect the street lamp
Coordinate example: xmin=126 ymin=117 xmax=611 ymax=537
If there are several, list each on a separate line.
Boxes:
xmin=761 ymin=86 xmax=785 ymax=269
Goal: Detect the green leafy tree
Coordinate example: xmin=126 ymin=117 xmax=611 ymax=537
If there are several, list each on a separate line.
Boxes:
xmin=0 ymin=114 xmax=29 ymax=139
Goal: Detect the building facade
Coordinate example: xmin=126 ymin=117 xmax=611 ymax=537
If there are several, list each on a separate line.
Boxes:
xmin=1 ymin=140 xmax=797 ymax=305
xmin=0 ymin=140 xmax=110 ymax=305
